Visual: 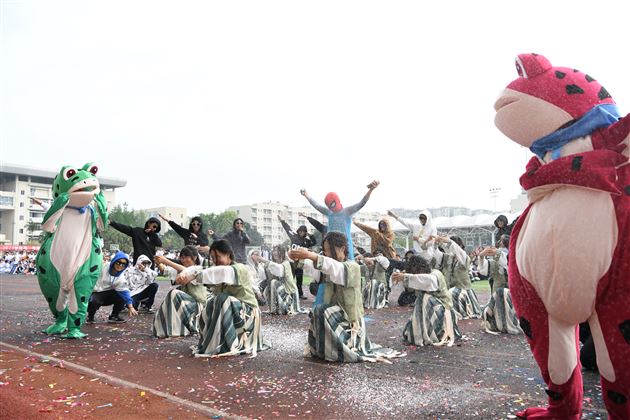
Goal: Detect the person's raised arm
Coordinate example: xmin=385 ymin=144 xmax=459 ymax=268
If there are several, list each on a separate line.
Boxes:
xmin=154 ymin=255 xmax=185 ymax=273
xmin=394 ymin=272 xmax=439 ymax=292
xmin=175 ymin=265 xmax=237 ymax=286
xmin=301 ymin=188 xmax=330 ymax=216
xmin=345 ymin=180 xmax=379 ymax=215
xmin=163 ymin=216 xmax=189 ymax=241
xmin=440 ymin=236 xmax=468 ymax=266
xmin=109 ymin=220 xmax=134 ymax=236
xmin=253 ymin=254 xmax=284 ymax=277
xmin=476 ymin=249 xmax=490 ymax=276
xmin=305 ymin=216 xmax=326 ymax=235
xmin=278 ymin=215 xmax=295 ymax=239
xmin=353 ymin=220 xmax=376 ymax=234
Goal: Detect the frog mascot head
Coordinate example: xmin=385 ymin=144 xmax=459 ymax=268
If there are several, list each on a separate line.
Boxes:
xmin=36 ymin=163 xmax=109 ymax=339
xmin=494 ymin=54 xmax=630 ymax=419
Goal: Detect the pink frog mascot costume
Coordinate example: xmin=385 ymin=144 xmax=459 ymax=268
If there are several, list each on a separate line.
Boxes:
xmin=494 ymin=53 xmax=630 ymax=419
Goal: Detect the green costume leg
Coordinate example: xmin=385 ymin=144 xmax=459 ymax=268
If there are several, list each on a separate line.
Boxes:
xmin=63 ymin=256 xmax=102 ymax=339
xmin=37 ymin=260 xmax=69 ymax=335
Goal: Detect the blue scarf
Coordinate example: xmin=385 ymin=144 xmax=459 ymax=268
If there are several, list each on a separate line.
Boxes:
xmin=67 ymin=204 xmax=94 ymax=215
xmin=530 ymin=104 xmax=620 ymax=160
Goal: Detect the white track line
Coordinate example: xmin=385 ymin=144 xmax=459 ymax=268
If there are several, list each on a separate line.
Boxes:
xmin=0 ymin=341 xmax=247 ymax=420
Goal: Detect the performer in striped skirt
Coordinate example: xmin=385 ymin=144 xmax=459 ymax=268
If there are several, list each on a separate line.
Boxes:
xmin=152 ymin=246 xmax=208 ymax=338
xmin=252 ymin=245 xmax=307 ymax=315
xmin=435 ymin=236 xmax=482 ymax=319
xmin=477 ymin=241 xmax=522 ymax=335
xmin=289 ymin=232 xmax=404 ymax=363
xmin=359 ymin=252 xmax=390 ymax=309
xmin=175 ymin=240 xmax=269 ymax=358
xmin=393 ymin=255 xmax=461 ymax=347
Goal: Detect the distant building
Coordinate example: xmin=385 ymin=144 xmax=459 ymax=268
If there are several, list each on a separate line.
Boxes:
xmin=390 ymin=206 xmax=495 ymax=219
xmin=0 ymin=163 xmax=125 ymax=245
xmin=142 ymin=206 xmax=188 ymax=233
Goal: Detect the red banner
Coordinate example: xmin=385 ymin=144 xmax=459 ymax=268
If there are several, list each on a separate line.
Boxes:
xmin=0 ymin=245 xmax=40 ymax=252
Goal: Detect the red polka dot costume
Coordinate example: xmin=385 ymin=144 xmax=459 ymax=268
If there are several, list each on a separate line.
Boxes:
xmin=494 ymin=54 xmax=630 ymax=419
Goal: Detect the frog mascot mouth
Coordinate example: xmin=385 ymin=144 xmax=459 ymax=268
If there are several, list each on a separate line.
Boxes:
xmin=67 ymin=178 xmax=101 ymax=206
xmin=36 ymin=163 xmax=109 ymax=339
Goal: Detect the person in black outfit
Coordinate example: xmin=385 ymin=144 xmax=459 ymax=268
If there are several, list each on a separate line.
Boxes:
xmin=159 ymin=214 xmax=209 ymax=248
xmin=109 ymin=217 xmax=162 ymax=265
xmin=493 ymin=215 xmax=520 ymax=246
xmin=209 ymin=218 xmax=250 ymax=264
xmin=278 ymin=215 xmax=317 ymax=299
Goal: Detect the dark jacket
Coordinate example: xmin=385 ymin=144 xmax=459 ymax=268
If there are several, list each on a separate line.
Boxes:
xmin=168 ymin=216 xmax=209 ymax=247
xmin=220 ymin=230 xmax=250 ymax=264
xmin=110 ymin=217 xmax=162 ymax=263
xmin=493 ymin=215 xmax=516 ymax=245
xmin=280 ymin=220 xmax=317 ymax=248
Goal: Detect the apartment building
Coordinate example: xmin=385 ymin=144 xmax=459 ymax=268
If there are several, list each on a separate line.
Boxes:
xmin=0 ymin=163 xmax=125 ymax=245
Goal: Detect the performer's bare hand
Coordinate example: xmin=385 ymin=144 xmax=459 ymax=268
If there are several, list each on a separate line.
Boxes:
xmin=391 ymin=271 xmax=405 ymax=284
xmin=367 ymin=180 xmax=380 ymax=190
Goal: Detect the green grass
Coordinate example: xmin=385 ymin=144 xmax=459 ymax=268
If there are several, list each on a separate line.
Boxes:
xmin=471 ymin=279 xmax=491 ymax=292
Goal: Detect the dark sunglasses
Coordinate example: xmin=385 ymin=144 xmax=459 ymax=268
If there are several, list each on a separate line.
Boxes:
xmin=191 ymin=222 xmax=201 ymax=226
xmin=114 ymin=261 xmax=127 ymax=266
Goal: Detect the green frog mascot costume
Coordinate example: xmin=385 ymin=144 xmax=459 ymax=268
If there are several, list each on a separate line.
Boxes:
xmin=36 ymin=163 xmax=109 ymax=338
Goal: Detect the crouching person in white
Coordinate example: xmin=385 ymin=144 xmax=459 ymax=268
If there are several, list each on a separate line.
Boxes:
xmin=176 ymin=239 xmax=270 ymax=358
xmin=289 ymin=232 xmax=404 ymax=363
xmin=392 ymin=255 xmax=461 ymax=347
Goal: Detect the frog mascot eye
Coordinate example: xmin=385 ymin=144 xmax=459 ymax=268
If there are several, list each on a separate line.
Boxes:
xmin=83 ymin=163 xmax=98 ymax=176
xmin=63 ymin=168 xmax=78 ymax=180
xmin=35 ymin=163 xmax=109 ymax=339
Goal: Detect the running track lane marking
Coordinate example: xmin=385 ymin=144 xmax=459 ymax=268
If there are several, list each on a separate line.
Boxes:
xmin=0 ymin=341 xmax=246 ymax=420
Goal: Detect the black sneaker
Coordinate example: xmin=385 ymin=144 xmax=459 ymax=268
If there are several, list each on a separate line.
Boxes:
xmin=86 ymin=316 xmax=95 ymax=324
xmin=140 ymin=306 xmax=155 ymax=314
xmin=107 ymin=315 xmax=127 ymax=324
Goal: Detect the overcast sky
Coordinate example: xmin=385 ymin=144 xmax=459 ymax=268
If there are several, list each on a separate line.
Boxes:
xmin=2 ymin=1 xmax=629 ymax=216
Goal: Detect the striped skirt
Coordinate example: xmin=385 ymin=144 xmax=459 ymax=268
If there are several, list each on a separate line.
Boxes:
xmin=308 ymin=304 xmax=404 ymax=363
xmin=265 ymin=279 xmax=307 ymax=315
xmin=450 ymin=287 xmax=482 ymax=319
xmin=403 ymin=293 xmax=461 ymax=347
xmin=152 ymin=289 xmax=204 ymax=338
xmin=362 ymin=279 xmax=387 ymax=309
xmin=192 ymin=292 xmax=269 ymax=358
xmin=482 ymin=288 xmax=522 ymax=335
